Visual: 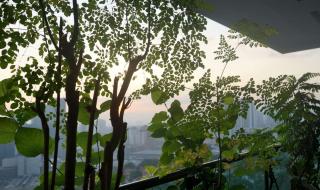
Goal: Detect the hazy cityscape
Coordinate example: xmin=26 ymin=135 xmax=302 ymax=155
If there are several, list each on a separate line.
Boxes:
xmin=0 ymin=102 xmax=277 ymax=189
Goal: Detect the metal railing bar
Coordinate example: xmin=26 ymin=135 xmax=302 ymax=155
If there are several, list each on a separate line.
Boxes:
xmin=119 ymin=151 xmax=252 ymax=190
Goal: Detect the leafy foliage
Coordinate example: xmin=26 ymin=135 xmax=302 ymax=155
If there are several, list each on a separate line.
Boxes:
xmin=0 ymin=117 xmax=18 ymax=144
xmin=256 ymin=73 xmax=320 ymax=188
xmin=15 ymin=127 xmax=52 ymax=157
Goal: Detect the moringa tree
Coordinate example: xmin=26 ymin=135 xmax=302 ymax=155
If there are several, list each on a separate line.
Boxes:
xmin=0 ymin=0 xmax=208 ymax=189
xmin=82 ymin=0 xmax=208 ymax=189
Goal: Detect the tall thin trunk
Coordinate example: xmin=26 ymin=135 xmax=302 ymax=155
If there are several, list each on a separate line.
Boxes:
xmin=64 ymin=83 xmax=80 ymax=190
xmin=83 ymin=78 xmax=101 ymax=190
xmin=100 ymin=2 xmax=151 ymax=189
xmin=38 ymin=0 xmax=81 ymax=189
xmin=63 ymin=0 xmax=81 ymax=188
xmin=216 ymin=85 xmax=222 ymax=189
xmin=115 ymin=124 xmax=127 ymax=189
xmin=35 ymin=98 xmax=50 ymax=190
xmin=50 ymin=18 xmax=63 ymax=190
xmin=64 ymin=61 xmax=81 ymax=190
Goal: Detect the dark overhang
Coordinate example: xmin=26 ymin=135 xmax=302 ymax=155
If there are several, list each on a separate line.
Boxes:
xmin=201 ymin=0 xmax=320 ymax=53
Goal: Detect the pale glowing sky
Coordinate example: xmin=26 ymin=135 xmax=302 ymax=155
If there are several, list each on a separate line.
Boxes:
xmin=3 ymin=18 xmax=320 ymax=127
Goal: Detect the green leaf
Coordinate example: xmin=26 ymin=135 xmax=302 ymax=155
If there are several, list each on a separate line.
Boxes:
xmin=222 ymin=150 xmax=234 ymax=161
xmin=15 ymin=108 xmax=37 ymax=125
xmin=151 ymin=111 xmax=168 ymax=124
xmin=77 ymin=132 xmax=100 ymax=152
xmin=145 ymin=165 xmax=157 ymax=176
xmin=162 ymin=140 xmax=181 ymax=153
xmin=160 ymin=152 xmax=174 ymax=165
xmin=168 ymin=100 xmax=184 ymax=122
xmin=84 ymin=54 xmax=92 ymax=59
xmin=78 ymin=102 xmax=90 ymax=125
xmin=77 ymin=132 xmax=89 ymax=151
xmin=100 ymin=100 xmax=112 ymax=112
xmin=0 ymin=78 xmax=16 ymax=97
xmin=223 ymin=96 xmax=234 ymax=105
xmin=151 ymin=128 xmax=166 ymax=138
xmin=15 ymin=127 xmax=44 ymax=157
xmin=0 ymin=117 xmax=18 ymax=144
xmin=151 ymin=87 xmax=169 ymax=105
xmin=91 ymin=151 xmax=103 ymax=165
xmin=75 ymin=162 xmax=85 ymax=177
xmin=0 ymin=105 xmax=10 ymax=117
xmin=148 ymin=122 xmax=163 ymax=133
xmin=99 ymin=133 xmax=113 ymax=147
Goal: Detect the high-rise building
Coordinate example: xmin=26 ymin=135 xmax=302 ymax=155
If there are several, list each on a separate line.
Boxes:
xmin=127 ymin=126 xmax=147 ymax=146
xmin=0 ymin=143 xmax=15 ymax=164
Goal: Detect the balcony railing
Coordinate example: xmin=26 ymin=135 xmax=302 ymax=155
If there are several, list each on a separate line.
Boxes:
xmin=119 ymin=146 xmax=280 ymax=190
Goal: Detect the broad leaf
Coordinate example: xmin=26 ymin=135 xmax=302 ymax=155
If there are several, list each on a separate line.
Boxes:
xmin=168 ymin=100 xmax=184 ymax=122
xmin=151 ymin=87 xmax=169 ymax=105
xmin=223 ymin=96 xmax=234 ymax=105
xmin=78 ymin=102 xmax=90 ymax=125
xmin=151 ymin=128 xmax=167 ymax=138
xmin=0 ymin=117 xmax=18 ymax=144
xmin=151 ymin=111 xmax=168 ymax=124
xmin=99 ymin=133 xmax=113 ymax=147
xmin=222 ymin=150 xmax=234 ymax=161
xmin=0 ymin=105 xmax=11 ymax=117
xmin=160 ymin=153 xmax=174 ymax=165
xmin=15 ymin=127 xmax=44 ymax=157
xmin=162 ymin=140 xmax=181 ymax=153
xmin=77 ymin=132 xmax=100 ymax=152
xmin=100 ymin=100 xmax=112 ymax=113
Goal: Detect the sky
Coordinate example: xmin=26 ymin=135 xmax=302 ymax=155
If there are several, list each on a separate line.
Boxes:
xmin=3 ymin=17 xmax=320 ymax=127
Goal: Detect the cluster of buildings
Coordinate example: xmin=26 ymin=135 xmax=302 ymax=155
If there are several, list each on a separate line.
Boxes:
xmin=0 ymin=143 xmax=40 ymax=189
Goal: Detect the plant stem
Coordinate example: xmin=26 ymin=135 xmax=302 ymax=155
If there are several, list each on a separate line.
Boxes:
xmin=50 ymin=18 xmax=63 ymax=190
xmin=83 ymin=78 xmax=101 ymax=190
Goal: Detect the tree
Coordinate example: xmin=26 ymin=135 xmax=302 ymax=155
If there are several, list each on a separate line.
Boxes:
xmin=82 ymin=1 xmax=208 ymax=189
xmin=256 ymin=73 xmax=320 ymax=189
xmin=0 ymin=0 xmax=208 ymax=189
xmin=147 ymin=21 xmax=279 ymax=189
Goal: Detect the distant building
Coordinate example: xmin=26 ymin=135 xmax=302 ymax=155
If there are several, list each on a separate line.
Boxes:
xmin=232 ymin=103 xmax=277 ymax=133
xmin=127 ymin=126 xmax=148 ymax=146
xmin=2 ymin=156 xmax=41 ymax=177
xmin=0 ymin=143 xmax=15 ymax=163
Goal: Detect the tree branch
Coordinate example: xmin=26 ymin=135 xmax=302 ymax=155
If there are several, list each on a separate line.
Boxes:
xmin=83 ymin=77 xmax=101 ymax=190
xmin=39 ymin=0 xmax=59 ymax=51
xmin=70 ymin=0 xmax=79 ymax=45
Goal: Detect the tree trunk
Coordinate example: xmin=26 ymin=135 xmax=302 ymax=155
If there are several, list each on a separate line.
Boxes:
xmin=35 ymin=98 xmax=50 ymax=190
xmin=51 ymin=18 xmax=63 ymax=190
xmin=83 ymin=78 xmax=100 ymax=190
xmin=115 ymin=124 xmax=127 ymax=189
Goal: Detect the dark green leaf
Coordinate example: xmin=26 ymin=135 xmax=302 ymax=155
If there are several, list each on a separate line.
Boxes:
xmin=0 ymin=117 xmax=18 ymax=144
xmin=15 ymin=127 xmax=44 ymax=157
xmin=151 ymin=128 xmax=166 ymax=138
xmin=168 ymin=100 xmax=184 ymax=122
xmin=223 ymin=96 xmax=234 ymax=105
xmin=99 ymin=133 xmax=113 ymax=147
xmin=78 ymin=102 xmax=90 ymax=125
xmin=162 ymin=140 xmax=181 ymax=153
xmin=151 ymin=111 xmax=168 ymax=124
xmin=151 ymin=87 xmax=169 ymax=105
xmin=100 ymin=100 xmax=112 ymax=112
